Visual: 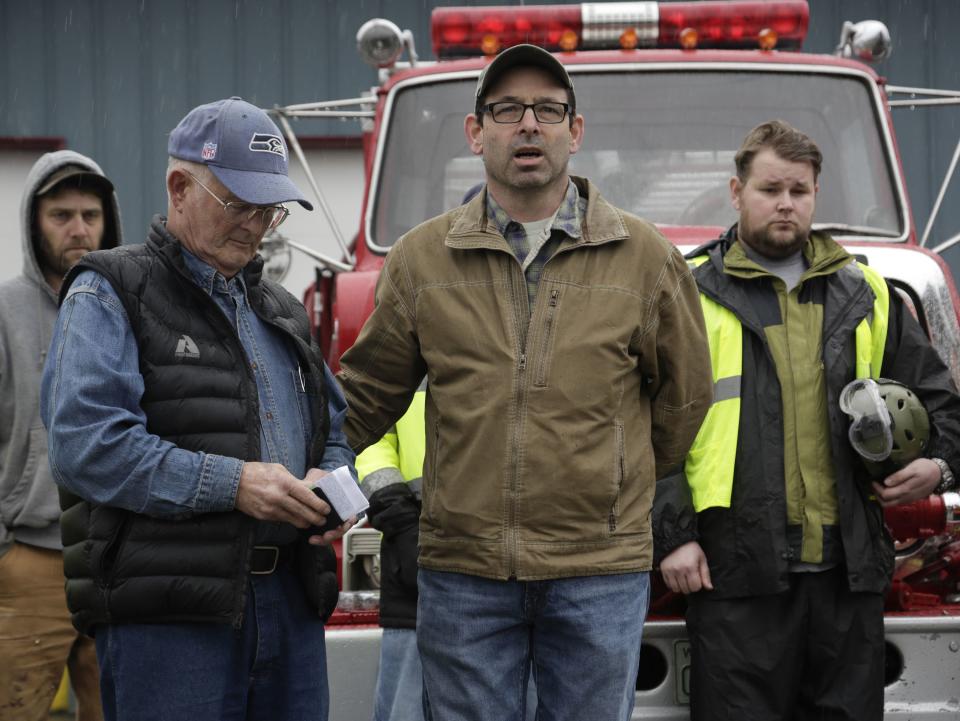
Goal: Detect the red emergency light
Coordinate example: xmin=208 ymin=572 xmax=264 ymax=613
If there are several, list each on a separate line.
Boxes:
xmin=432 ymin=1 xmax=809 ymax=58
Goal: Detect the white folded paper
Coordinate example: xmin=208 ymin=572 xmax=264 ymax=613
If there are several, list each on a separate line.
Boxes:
xmin=313 ymin=465 xmax=369 ymax=521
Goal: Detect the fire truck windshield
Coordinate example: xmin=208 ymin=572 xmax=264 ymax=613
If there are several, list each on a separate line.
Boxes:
xmin=370 ymin=67 xmax=904 ymax=250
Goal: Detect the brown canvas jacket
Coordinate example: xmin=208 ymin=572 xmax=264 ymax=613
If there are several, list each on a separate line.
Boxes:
xmin=339 ymin=177 xmax=712 ymax=580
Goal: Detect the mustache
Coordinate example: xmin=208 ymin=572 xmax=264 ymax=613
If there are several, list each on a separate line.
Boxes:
xmin=511 ymin=140 xmax=545 ymax=151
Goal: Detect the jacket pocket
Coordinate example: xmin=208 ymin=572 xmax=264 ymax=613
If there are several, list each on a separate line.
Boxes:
xmin=533 ymin=288 xmax=561 ymax=387
xmin=1 ymin=427 xmax=44 ymax=521
xmin=96 ymin=513 xmax=134 ymax=589
xmin=424 ymin=420 xmax=441 ymax=526
xmin=291 ymin=367 xmax=315 ymax=447
xmin=608 ymin=420 xmax=626 ymax=534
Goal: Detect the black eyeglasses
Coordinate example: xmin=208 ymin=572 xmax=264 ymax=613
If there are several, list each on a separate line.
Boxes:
xmin=479 ymin=101 xmax=571 ymax=124
xmin=185 ymin=171 xmax=289 ymax=232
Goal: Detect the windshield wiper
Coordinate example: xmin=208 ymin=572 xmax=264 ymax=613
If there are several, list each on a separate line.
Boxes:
xmin=812 ymin=223 xmax=901 ymax=239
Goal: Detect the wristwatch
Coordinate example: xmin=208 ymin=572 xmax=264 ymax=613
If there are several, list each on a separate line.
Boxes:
xmin=932 ymin=457 xmax=956 ymax=494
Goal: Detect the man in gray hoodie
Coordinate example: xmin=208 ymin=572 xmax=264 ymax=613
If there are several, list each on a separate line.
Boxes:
xmin=0 ymin=150 xmax=120 ymax=720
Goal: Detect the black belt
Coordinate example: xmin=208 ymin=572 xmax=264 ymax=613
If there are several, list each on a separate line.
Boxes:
xmin=249 ymin=545 xmax=293 ymax=575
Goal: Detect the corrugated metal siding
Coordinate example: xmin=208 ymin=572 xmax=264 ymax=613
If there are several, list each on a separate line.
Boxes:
xmin=0 ymin=0 xmax=383 ymax=251
xmin=2 ymin=0 xmax=959 ymax=274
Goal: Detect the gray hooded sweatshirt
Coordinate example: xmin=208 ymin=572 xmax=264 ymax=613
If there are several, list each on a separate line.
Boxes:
xmin=0 ymin=150 xmax=122 ymax=553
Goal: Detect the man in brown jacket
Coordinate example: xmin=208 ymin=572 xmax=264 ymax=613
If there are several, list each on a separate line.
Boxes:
xmin=338 ymin=44 xmax=712 ymax=721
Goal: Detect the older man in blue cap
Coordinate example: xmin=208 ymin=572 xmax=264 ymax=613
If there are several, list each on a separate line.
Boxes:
xmin=41 ymin=97 xmax=356 ymax=721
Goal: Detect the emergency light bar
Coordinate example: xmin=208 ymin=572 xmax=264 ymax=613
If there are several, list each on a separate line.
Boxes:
xmin=432 ymin=1 xmax=809 ymax=58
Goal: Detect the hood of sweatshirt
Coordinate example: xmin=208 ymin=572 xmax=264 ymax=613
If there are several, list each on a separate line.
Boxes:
xmin=20 ymin=150 xmax=123 ymax=302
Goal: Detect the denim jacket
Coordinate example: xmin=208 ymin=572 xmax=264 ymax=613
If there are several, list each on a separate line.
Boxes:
xmin=41 ymin=258 xmax=354 ymax=520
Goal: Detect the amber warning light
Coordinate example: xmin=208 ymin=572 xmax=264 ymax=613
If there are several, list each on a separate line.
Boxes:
xmin=431 ymin=1 xmax=809 ymax=58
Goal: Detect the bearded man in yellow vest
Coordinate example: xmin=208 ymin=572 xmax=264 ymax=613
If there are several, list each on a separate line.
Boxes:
xmin=654 ymin=120 xmax=960 ymax=721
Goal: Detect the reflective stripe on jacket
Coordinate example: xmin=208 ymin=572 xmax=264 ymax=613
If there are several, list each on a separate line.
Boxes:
xmin=854 ymin=266 xmax=889 ymax=380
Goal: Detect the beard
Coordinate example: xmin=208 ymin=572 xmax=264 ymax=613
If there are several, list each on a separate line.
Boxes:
xmin=738 ymin=219 xmax=810 ymax=260
xmin=37 ymin=238 xmax=95 ymax=278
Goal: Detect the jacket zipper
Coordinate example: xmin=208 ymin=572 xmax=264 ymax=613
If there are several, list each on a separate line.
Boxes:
xmin=507 ymin=263 xmax=528 ymax=577
xmin=428 ymin=420 xmax=441 ymax=524
xmin=610 ymin=421 xmax=625 ymax=532
xmin=234 ymin=522 xmax=256 ymax=629
xmin=534 ymin=289 xmax=560 ymax=386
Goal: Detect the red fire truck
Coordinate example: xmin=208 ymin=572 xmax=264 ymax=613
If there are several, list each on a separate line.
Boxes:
xmin=268 ymin=2 xmax=960 ymax=717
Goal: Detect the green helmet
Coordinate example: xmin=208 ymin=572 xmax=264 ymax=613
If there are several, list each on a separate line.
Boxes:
xmin=880 ymin=380 xmax=930 ymax=465
xmin=839 ymin=378 xmax=930 ymax=476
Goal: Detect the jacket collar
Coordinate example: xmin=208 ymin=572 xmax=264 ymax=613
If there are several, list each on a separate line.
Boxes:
xmin=692 ymin=224 xmax=872 ymax=340
xmin=147 ymin=216 xmax=265 ymax=294
xmin=485 ymin=179 xmax=583 ymax=242
xmin=690 ymin=224 xmax=851 ymax=279
xmin=722 ymin=226 xmax=852 ymax=283
xmin=445 ymin=176 xmax=628 ymax=252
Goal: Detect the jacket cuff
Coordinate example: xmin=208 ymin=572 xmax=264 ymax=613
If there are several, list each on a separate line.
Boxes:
xmin=652 ymin=468 xmax=699 ymax=565
xmin=408 ymin=477 xmax=423 ymax=501
xmin=360 ymin=467 xmax=405 ymax=499
xmin=196 ymin=454 xmax=244 ymax=513
xmin=654 ymin=526 xmax=699 ymax=566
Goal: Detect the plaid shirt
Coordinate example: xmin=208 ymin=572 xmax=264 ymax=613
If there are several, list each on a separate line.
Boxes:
xmin=485 ymin=180 xmax=586 ymax=312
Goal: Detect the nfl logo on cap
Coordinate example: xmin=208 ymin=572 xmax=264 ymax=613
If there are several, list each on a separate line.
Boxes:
xmin=201 ymin=142 xmax=217 ymax=161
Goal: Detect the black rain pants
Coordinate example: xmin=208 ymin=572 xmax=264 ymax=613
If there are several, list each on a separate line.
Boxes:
xmin=685 ymin=566 xmax=884 ymax=721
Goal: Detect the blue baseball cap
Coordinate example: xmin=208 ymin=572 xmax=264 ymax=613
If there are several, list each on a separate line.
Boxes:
xmin=168 ymin=97 xmax=313 ymax=210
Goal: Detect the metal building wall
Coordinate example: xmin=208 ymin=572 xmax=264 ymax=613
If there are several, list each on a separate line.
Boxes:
xmin=2 ymin=0 xmax=959 ymax=273
xmin=0 ymin=0 xmax=380 ymax=257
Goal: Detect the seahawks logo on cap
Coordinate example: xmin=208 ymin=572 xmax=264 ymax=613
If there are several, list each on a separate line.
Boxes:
xmin=249 ymin=133 xmax=286 ymax=159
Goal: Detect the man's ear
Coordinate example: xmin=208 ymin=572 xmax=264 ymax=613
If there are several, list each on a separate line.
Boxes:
xmin=167 ymin=170 xmax=190 ymax=213
xmin=464 ymin=114 xmax=484 ymax=156
xmin=729 ymin=176 xmax=742 ymax=212
xmin=568 ymin=113 xmax=585 ymax=155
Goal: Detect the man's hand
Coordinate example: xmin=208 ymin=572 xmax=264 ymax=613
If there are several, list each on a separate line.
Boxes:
xmin=660 ymin=541 xmax=713 ymax=595
xmin=235 ymin=462 xmax=331 ymax=528
xmin=303 ymin=468 xmax=358 ymax=546
xmin=871 ymin=458 xmax=942 ymax=507
xmin=304 ymin=519 xmax=356 ymax=547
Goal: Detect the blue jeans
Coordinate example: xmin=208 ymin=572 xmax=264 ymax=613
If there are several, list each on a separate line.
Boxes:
xmin=95 ymin=567 xmax=328 ymax=721
xmin=376 ymin=627 xmax=540 ymax=721
xmin=417 ymin=569 xmax=649 ymax=721
xmin=374 ymin=628 xmax=425 ymax=721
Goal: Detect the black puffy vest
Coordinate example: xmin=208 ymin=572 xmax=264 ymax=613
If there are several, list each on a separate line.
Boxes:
xmin=58 ymin=218 xmax=333 ymax=634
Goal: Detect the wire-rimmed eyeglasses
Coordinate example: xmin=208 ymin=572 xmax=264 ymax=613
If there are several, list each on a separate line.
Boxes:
xmin=185 ymin=170 xmax=289 ymax=232
xmin=479 ymin=101 xmax=571 ymax=124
